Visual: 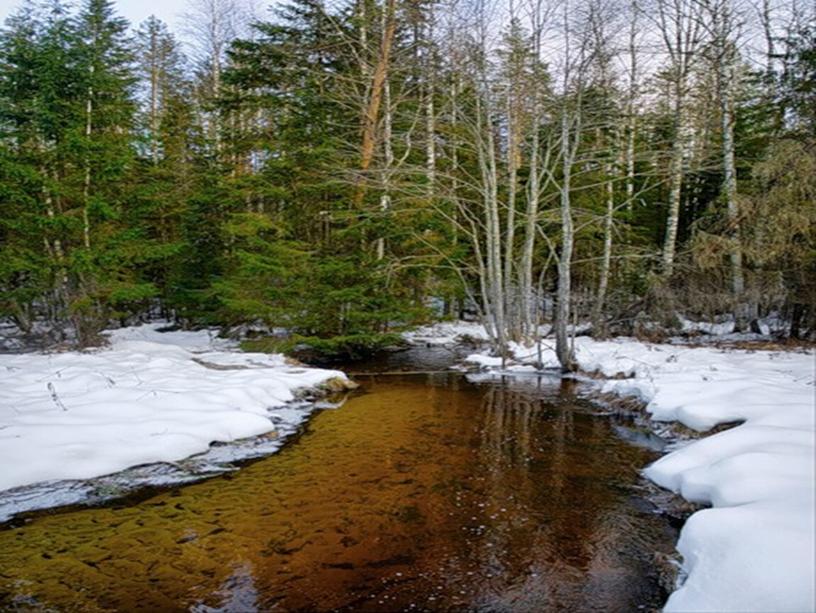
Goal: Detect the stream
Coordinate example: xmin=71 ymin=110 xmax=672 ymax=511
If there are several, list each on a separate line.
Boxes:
xmin=0 ymin=348 xmax=677 ymax=611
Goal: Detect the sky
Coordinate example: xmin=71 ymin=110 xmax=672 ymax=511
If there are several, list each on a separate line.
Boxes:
xmin=0 ymin=0 xmax=190 ymax=30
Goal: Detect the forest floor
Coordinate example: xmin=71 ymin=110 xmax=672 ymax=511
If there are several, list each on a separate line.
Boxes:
xmin=412 ymin=321 xmax=815 ymax=612
xmin=0 ymin=323 xmax=350 ymax=521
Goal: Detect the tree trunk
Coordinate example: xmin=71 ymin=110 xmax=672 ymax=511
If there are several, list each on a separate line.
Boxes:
xmin=519 ymin=5 xmax=543 ymax=339
xmin=424 ymin=7 xmax=436 ymax=194
xmin=662 ymin=89 xmax=684 ymax=276
xmin=476 ymin=94 xmax=507 ymax=354
xmin=354 ymin=0 xmax=397 ymax=207
xmin=556 ymin=111 xmax=577 ymax=372
xmin=83 ymin=69 xmax=94 ymax=251
xmin=713 ymin=3 xmax=745 ymax=329
xmin=520 ymin=125 xmax=540 ymax=338
xmin=790 ymin=302 xmax=804 ymax=339
xmin=150 ymin=26 xmax=160 ymax=165
xmin=657 ymin=0 xmax=701 ymax=277
xmin=625 ymin=0 xmax=638 ymax=208
xmin=376 ymin=78 xmax=394 ymax=261
xmin=503 ymin=98 xmax=518 ymax=339
xmin=592 ymin=162 xmax=615 ymax=336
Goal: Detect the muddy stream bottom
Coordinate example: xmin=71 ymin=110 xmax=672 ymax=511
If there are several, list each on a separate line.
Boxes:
xmin=0 ymin=352 xmax=676 ymax=612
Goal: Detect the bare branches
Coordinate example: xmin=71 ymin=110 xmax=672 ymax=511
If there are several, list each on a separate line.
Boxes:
xmin=47 ymin=382 xmax=67 ymax=411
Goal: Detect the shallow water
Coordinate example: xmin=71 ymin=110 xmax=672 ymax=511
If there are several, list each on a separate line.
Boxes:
xmin=0 ymin=367 xmax=675 ymax=612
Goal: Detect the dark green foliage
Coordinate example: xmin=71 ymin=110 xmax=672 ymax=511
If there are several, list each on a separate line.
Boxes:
xmin=781 ymin=17 xmax=816 ymax=136
xmin=0 ymin=0 xmax=812 ymax=351
xmin=242 ymin=332 xmax=405 ymax=362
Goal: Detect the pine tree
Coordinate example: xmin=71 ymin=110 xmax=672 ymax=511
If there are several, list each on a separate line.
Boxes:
xmin=0 ymin=1 xmax=79 ymax=337
xmin=58 ymin=0 xmax=145 ymax=341
xmin=212 ymin=0 xmax=423 ymax=354
xmin=131 ymin=16 xmax=195 ymax=316
xmin=781 ymin=18 xmax=816 ymax=136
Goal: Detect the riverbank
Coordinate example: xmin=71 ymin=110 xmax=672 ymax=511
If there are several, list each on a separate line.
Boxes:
xmin=0 ymin=323 xmax=351 ymax=520
xmin=2 ymin=319 xmax=812 ymax=611
xmin=0 ymin=360 xmax=678 ymax=611
xmin=421 ymin=323 xmax=815 ymax=612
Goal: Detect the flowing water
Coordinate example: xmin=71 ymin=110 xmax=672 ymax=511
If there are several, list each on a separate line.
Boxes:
xmin=0 ymin=351 xmax=676 ymax=612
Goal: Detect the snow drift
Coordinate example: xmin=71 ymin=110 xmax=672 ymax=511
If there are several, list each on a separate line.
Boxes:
xmin=0 ymin=324 xmax=347 ymax=493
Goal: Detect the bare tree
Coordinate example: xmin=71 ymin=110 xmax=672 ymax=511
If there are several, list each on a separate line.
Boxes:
xmin=700 ymin=0 xmax=748 ymax=327
xmin=554 ymin=0 xmax=591 ymax=372
xmin=182 ymin=0 xmax=253 ymax=153
xmin=624 ymin=0 xmax=641 ymax=206
xmin=518 ymin=0 xmax=552 ymax=338
xmin=654 ymin=0 xmax=704 ymax=276
xmin=586 ymin=0 xmax=620 ymax=336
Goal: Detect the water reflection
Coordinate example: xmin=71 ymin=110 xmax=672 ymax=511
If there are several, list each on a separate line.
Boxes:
xmin=192 ymin=562 xmax=260 ymax=613
xmin=0 ymin=374 xmax=674 ymax=612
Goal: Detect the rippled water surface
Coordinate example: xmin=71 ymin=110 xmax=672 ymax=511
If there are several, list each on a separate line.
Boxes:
xmin=0 ymin=362 xmax=675 ymax=612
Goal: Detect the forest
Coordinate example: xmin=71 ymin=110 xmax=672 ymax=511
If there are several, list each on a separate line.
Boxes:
xmin=0 ymin=1 xmax=815 ymax=610
xmin=0 ymin=0 xmax=813 ymax=368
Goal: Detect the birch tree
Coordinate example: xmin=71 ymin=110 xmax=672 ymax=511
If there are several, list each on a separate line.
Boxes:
xmin=700 ymin=0 xmax=747 ymax=327
xmin=518 ymin=0 xmax=552 ymax=338
xmin=552 ymin=0 xmax=592 ymax=372
xmin=183 ymin=0 xmax=252 ymax=155
xmin=584 ymin=0 xmax=620 ymax=336
xmin=654 ymin=0 xmax=703 ymax=276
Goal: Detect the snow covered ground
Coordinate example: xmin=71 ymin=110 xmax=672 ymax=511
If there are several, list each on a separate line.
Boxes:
xmin=411 ymin=322 xmax=816 ymax=613
xmin=403 ymin=321 xmax=492 ymax=346
xmin=0 ymin=323 xmax=348 ymax=502
xmin=403 ymin=320 xmax=591 ymax=347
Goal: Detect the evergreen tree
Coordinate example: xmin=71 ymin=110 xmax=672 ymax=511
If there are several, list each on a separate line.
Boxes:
xmin=0 ymin=0 xmax=812 ymax=352
xmin=212 ymin=0 xmax=424 ymax=355
xmin=0 ymin=1 xmax=79 ymax=337
xmin=131 ymin=16 xmax=195 ymax=316
xmin=782 ymin=18 xmax=816 ymax=136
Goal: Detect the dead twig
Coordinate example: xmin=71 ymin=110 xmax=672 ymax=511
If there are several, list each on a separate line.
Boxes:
xmin=47 ymin=382 xmax=68 ymax=411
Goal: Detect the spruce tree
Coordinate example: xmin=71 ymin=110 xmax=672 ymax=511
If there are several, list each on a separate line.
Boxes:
xmin=131 ymin=16 xmax=195 ymax=317
xmin=0 ymin=1 xmax=78 ymax=337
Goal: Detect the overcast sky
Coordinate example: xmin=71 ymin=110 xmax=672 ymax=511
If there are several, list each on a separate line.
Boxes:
xmin=0 ymin=0 xmax=190 ymax=30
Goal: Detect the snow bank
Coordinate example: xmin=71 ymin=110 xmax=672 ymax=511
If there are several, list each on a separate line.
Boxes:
xmin=679 ymin=316 xmax=741 ymax=336
xmin=458 ymin=330 xmax=815 ymax=612
xmin=403 ymin=321 xmax=491 ymax=346
xmin=678 ymin=314 xmax=792 ymax=339
xmin=0 ymin=324 xmax=347 ymax=494
xmin=404 ymin=320 xmax=596 ymax=347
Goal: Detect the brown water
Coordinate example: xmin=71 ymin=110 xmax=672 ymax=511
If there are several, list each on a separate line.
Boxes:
xmin=0 ymin=369 xmax=675 ymax=612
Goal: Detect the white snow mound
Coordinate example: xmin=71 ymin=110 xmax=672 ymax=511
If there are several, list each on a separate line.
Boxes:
xmin=0 ymin=323 xmax=346 ymax=492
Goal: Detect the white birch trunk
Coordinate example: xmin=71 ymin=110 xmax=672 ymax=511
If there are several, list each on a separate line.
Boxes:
xmin=662 ymin=84 xmax=685 ymax=275
xmin=83 ymin=67 xmax=94 ymax=251
xmin=625 ymin=0 xmax=638 ymax=207
xmin=424 ymin=8 xmax=436 ymax=193
xmin=592 ymin=162 xmax=615 ymax=335
xmin=376 ymin=79 xmax=394 ymax=261
xmin=150 ymin=27 xmax=160 ymax=165
xmin=503 ymin=101 xmax=518 ymax=339
xmin=657 ymin=0 xmax=701 ymax=276
xmin=555 ymin=107 xmax=576 ymax=372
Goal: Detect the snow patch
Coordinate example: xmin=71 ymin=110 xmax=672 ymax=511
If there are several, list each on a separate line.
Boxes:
xmin=403 ymin=321 xmax=491 ymax=346
xmin=0 ymin=323 xmax=347 ymax=496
